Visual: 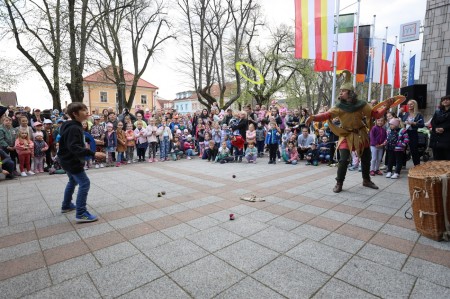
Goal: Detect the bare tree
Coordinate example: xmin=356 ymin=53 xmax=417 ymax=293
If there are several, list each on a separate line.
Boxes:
xmin=244 ymin=25 xmax=300 ymax=106
xmin=0 ymin=56 xmax=20 ymax=91
xmin=2 ymin=0 xmax=63 ymax=110
xmin=90 ymin=0 xmax=174 ymax=111
xmin=178 ymin=0 xmax=261 ymax=110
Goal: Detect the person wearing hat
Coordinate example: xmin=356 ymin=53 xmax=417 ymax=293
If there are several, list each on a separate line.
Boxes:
xmin=306 ymin=70 xmax=394 ymax=193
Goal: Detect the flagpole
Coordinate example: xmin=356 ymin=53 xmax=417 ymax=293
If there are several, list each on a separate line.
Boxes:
xmin=390 ymin=35 xmax=397 ymax=98
xmin=367 ymin=15 xmax=376 ymax=102
xmin=379 ymin=26 xmax=388 ymax=102
xmin=352 ymin=0 xmax=361 ymax=88
xmin=331 ymin=0 xmax=341 ymax=107
xmin=401 ymin=44 xmax=405 ymax=90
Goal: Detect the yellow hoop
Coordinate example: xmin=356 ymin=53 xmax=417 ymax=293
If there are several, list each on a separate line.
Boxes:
xmin=235 ymin=61 xmax=265 ymax=85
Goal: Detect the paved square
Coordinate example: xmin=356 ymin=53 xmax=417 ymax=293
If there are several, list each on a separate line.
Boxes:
xmin=1 ymin=159 xmax=450 ymax=298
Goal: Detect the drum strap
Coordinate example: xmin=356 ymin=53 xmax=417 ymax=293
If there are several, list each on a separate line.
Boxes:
xmin=441 ymin=174 xmax=450 ymax=241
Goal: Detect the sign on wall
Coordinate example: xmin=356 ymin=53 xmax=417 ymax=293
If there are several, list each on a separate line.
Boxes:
xmin=399 ymin=21 xmax=421 ymax=43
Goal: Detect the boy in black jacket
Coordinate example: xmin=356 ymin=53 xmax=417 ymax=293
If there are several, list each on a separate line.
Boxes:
xmin=59 ymin=103 xmax=100 ymax=222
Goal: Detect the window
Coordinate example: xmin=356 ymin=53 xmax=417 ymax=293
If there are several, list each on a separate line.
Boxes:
xmin=185 ymin=104 xmax=188 ymax=111
xmin=141 ymin=95 xmax=147 ymax=104
xmin=100 ymin=91 xmax=108 ymax=103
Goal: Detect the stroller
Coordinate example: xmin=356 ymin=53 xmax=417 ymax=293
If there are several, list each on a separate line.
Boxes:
xmin=406 ymin=128 xmax=431 ymax=162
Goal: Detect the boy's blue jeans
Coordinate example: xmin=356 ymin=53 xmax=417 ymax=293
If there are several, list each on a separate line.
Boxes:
xmin=62 ymin=170 xmax=90 ymax=216
xmin=160 ymin=136 xmax=170 ymax=159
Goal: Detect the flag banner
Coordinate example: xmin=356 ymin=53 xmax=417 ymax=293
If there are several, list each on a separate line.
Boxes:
xmin=295 ymin=0 xmax=335 ymax=61
xmin=394 ymin=48 xmax=400 ymax=88
xmin=370 ymin=38 xmax=384 ymax=84
xmin=314 ymin=13 xmax=355 ymax=72
xmin=408 ymin=54 xmax=416 ymax=86
xmin=384 ymin=43 xmax=396 ymax=85
xmin=356 ymin=25 xmax=371 ymax=75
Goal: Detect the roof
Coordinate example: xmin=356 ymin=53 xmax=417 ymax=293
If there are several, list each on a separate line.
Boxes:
xmin=173 ymin=91 xmax=198 ymax=101
xmin=0 ymin=92 xmax=18 ymax=107
xmin=83 ymin=66 xmax=158 ymax=89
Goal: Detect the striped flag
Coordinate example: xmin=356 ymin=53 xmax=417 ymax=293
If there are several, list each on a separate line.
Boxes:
xmin=314 ymin=14 xmax=355 ymax=72
xmin=370 ymin=38 xmax=384 ymax=84
xmin=408 ymin=55 xmax=416 ymax=86
xmin=376 ymin=43 xmax=400 ymax=88
xmin=295 ymin=0 xmax=335 ymax=61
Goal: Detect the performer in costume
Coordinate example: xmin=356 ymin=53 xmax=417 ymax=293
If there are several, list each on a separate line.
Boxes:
xmin=306 ymin=71 xmax=394 ymax=193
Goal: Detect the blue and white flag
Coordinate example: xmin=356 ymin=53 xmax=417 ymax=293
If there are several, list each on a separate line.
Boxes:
xmin=408 ymin=55 xmax=415 ymax=86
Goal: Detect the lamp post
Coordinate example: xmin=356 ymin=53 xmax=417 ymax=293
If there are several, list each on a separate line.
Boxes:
xmin=118 ymin=81 xmax=126 ymax=112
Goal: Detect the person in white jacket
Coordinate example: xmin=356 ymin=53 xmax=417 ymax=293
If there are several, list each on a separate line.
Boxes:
xmin=145 ymin=118 xmax=159 ymax=162
xmin=157 ymin=119 xmax=173 ymax=162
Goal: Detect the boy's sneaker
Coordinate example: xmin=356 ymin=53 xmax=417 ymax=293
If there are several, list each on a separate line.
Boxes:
xmin=370 ymin=171 xmax=375 ymax=176
xmin=187 ymin=156 xmax=191 ymax=160
xmin=95 ymin=164 xmax=100 ymax=169
xmin=278 ymin=158 xmax=281 ymax=162
xmin=61 ymin=203 xmax=76 ymax=213
xmin=386 ymin=172 xmax=392 ymax=178
xmin=75 ymin=211 xmax=98 ymax=223
xmin=391 ymin=173 xmax=399 ymax=179
xmin=127 ymin=160 xmax=131 ymax=164
xmin=20 ymin=172 xmax=27 ymax=177
xmin=100 ymin=163 xmax=105 ymax=168
xmin=28 ymin=171 xmax=35 ymax=175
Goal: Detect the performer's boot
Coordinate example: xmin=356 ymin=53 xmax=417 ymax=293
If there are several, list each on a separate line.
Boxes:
xmin=363 ymin=179 xmax=379 ymax=189
xmin=333 ymin=180 xmax=343 ymax=193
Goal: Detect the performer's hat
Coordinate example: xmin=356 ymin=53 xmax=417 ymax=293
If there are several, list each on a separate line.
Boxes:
xmin=340 ymin=70 xmax=354 ymax=91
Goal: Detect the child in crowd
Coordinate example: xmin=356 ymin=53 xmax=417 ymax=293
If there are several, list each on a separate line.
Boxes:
xmin=104 ymin=123 xmax=117 ymax=167
xmin=170 ymin=136 xmax=184 ymax=161
xmin=285 ymin=142 xmax=298 ymax=165
xmin=15 ymin=129 xmax=35 ymax=176
xmin=385 ymin=118 xmax=409 ymax=179
xmin=211 ymin=122 xmax=222 ymax=148
xmin=369 ymin=117 xmax=387 ymax=176
xmin=318 ymin=136 xmax=332 ymax=163
xmin=125 ymin=123 xmax=136 ymax=163
xmin=197 ymin=124 xmax=206 ymax=157
xmin=348 ymin=151 xmax=360 ymax=171
xmin=215 ymin=141 xmax=234 ymax=164
xmin=305 ymin=143 xmax=319 ymax=166
xmin=91 ymin=115 xmax=105 ymax=168
xmin=146 ymin=118 xmax=158 ymax=162
xmin=33 ymin=132 xmax=49 ymax=173
xmin=205 ymin=140 xmax=218 ymax=162
xmin=265 ymin=121 xmax=281 ymax=164
xmin=255 ymin=122 xmax=266 ymax=157
xmin=157 ymin=119 xmax=172 ymax=161
xmin=220 ymin=124 xmax=230 ymax=143
xmin=231 ymin=131 xmax=245 ymax=162
xmin=184 ymin=134 xmax=195 ymax=159
xmin=246 ymin=123 xmax=256 ymax=146
xmin=134 ymin=121 xmax=147 ymax=162
xmin=116 ymin=122 xmax=126 ymax=166
xmin=244 ymin=142 xmax=258 ymax=163
xmin=202 ymin=132 xmax=212 ymax=159
xmin=281 ymin=127 xmax=292 ymax=161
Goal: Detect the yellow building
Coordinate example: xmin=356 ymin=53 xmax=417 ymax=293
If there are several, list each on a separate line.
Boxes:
xmin=83 ymin=68 xmax=158 ymax=113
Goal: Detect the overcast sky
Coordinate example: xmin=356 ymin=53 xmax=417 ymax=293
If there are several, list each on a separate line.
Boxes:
xmin=3 ymin=0 xmax=427 ymax=108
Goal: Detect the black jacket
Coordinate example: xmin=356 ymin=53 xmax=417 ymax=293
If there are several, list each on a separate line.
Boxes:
xmin=430 ymin=108 xmax=450 ymax=149
xmin=58 ymin=120 xmax=95 ymax=173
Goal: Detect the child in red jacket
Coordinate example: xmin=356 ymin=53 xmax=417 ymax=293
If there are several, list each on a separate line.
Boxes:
xmin=183 ymin=135 xmax=196 ymax=159
xmin=231 ymin=131 xmax=245 ymax=162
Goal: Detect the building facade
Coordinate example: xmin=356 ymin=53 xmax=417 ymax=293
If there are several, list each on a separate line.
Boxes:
xmin=83 ymin=68 xmax=158 ymax=113
xmin=419 ymin=0 xmax=450 ymax=118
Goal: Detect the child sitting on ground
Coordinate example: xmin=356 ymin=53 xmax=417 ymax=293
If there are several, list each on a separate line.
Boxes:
xmin=245 ymin=142 xmax=258 ymax=163
xmin=184 ymin=135 xmax=196 ymax=159
xmin=318 ymin=136 xmax=332 ymax=163
xmin=205 ymin=140 xmax=218 ymax=162
xmin=215 ymin=141 xmax=234 ymax=164
xmin=170 ymin=136 xmax=184 ymax=161
xmin=285 ymin=142 xmax=299 ymax=165
xmin=305 ymin=143 xmax=319 ymax=166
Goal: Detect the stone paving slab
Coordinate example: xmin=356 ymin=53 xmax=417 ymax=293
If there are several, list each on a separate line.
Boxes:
xmin=1 ymin=158 xmax=450 ymax=298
